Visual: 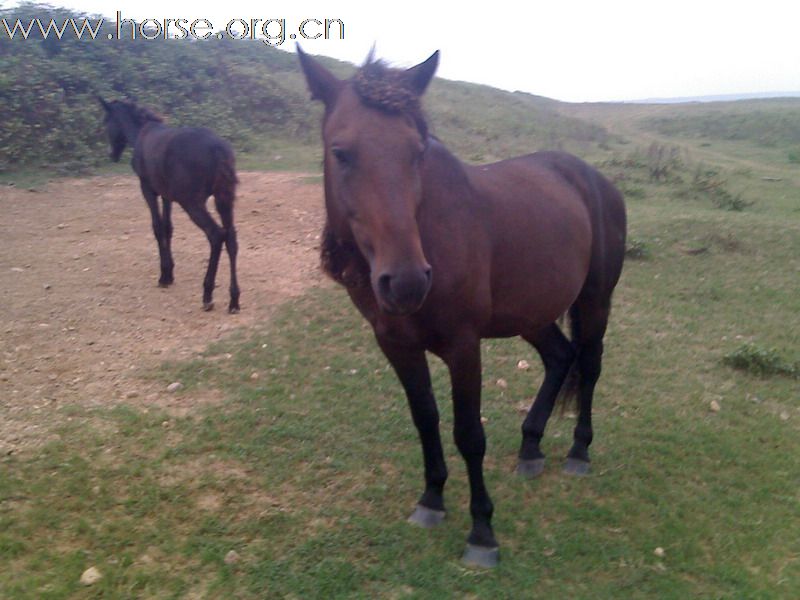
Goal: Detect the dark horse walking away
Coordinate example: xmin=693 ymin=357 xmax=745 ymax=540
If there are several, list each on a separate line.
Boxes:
xmin=298 ymin=47 xmax=626 ymax=567
xmin=98 ymin=98 xmax=240 ymax=313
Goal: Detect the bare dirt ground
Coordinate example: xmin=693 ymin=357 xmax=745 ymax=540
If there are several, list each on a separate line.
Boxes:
xmin=0 ymin=172 xmax=326 ymax=456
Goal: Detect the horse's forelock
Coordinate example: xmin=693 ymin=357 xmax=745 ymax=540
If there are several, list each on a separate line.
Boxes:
xmin=352 ymin=60 xmax=428 ymax=138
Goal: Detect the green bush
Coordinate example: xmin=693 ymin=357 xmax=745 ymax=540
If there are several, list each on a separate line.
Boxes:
xmin=625 ymin=237 xmax=651 ymax=260
xmin=722 ymin=343 xmax=798 ymax=378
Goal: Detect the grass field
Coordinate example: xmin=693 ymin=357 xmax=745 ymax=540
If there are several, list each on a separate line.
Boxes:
xmin=2 ymin=96 xmax=799 ymax=598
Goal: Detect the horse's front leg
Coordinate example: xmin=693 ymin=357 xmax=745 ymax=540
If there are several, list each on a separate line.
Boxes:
xmin=140 ymin=181 xmax=173 ymax=287
xmin=378 ymin=338 xmax=448 ymax=528
xmin=442 ymin=334 xmax=499 ymax=568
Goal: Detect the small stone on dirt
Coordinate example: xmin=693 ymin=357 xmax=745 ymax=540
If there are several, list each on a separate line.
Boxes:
xmin=496 ymin=378 xmax=508 ymax=389
xmin=224 ymin=550 xmax=240 ymax=565
xmin=654 ymin=547 xmax=665 ymax=558
xmin=80 ymin=566 xmax=102 ymax=585
xmin=779 ymin=411 xmax=790 ymax=421
xmin=250 ymin=372 xmax=259 ymax=380
xmin=517 ymin=359 xmax=530 ymax=370
xmin=166 ymin=382 xmax=183 ymax=393
xmin=709 ymin=400 xmax=721 ymax=412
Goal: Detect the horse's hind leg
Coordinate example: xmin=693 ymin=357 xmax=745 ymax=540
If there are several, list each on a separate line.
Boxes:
xmin=517 ymin=323 xmax=576 ymax=478
xmin=160 ymin=197 xmax=174 ymax=285
xmin=183 ymin=200 xmax=225 ymax=311
xmin=563 ymin=298 xmax=611 ymax=475
xmin=214 ymin=196 xmax=240 ymax=313
xmin=140 ymin=181 xmax=174 ymax=286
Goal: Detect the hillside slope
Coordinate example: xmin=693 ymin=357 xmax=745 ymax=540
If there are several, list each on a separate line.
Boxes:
xmin=0 ymin=3 xmax=607 ymax=172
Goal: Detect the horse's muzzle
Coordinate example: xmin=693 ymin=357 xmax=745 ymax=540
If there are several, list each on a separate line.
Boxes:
xmin=375 ymin=266 xmax=433 ymax=315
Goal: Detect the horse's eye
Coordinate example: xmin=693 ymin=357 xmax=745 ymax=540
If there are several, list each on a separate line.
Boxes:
xmin=331 ymin=147 xmax=353 ymax=168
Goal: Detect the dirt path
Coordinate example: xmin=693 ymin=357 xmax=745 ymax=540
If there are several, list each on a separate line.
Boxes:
xmin=0 ymin=172 xmax=326 ymax=456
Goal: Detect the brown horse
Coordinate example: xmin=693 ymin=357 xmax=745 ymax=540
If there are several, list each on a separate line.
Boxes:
xmin=98 ymin=98 xmax=240 ymax=313
xmin=298 ymin=48 xmax=626 ymax=568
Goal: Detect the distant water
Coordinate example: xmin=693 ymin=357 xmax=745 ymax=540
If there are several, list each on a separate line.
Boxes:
xmin=626 ymin=91 xmax=800 ymax=104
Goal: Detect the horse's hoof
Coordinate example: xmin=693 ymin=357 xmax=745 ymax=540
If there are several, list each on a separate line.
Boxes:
xmin=461 ymin=544 xmax=499 ymax=569
xmin=563 ymin=457 xmax=590 ymax=476
xmin=228 ymin=305 xmax=240 ymax=314
xmin=203 ymin=302 xmax=214 ymax=312
xmin=158 ymin=281 xmax=172 ymax=288
xmin=516 ymin=458 xmax=545 ymax=478
xmin=407 ymin=504 xmax=445 ymax=529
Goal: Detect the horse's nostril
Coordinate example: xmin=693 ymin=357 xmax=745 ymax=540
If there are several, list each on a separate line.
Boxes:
xmin=378 ymin=273 xmax=393 ymax=298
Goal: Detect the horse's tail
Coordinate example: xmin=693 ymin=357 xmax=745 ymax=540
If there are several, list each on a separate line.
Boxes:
xmin=212 ymin=144 xmax=238 ymax=208
xmin=554 ymin=305 xmax=581 ymax=414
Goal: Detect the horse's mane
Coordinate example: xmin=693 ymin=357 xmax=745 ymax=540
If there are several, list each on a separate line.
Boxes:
xmin=113 ymin=99 xmax=165 ymax=126
xmin=320 ymin=223 xmax=370 ymax=288
xmin=352 ymin=60 xmax=429 ymax=139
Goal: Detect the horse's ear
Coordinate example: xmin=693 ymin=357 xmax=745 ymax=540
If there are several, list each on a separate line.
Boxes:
xmin=406 ymin=50 xmax=439 ymax=96
xmin=297 ymin=45 xmax=342 ymax=107
xmin=97 ymin=95 xmax=111 ymax=112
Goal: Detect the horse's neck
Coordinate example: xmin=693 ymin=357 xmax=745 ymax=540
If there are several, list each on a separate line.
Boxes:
xmin=121 ymin=115 xmax=163 ymax=148
xmin=422 ymin=139 xmax=473 ymax=201
xmin=119 ymin=117 xmax=144 ymax=148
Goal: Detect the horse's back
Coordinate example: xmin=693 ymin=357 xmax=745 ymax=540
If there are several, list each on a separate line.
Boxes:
xmin=136 ymin=125 xmax=236 ymax=202
xmin=463 ymin=151 xmax=625 ymax=335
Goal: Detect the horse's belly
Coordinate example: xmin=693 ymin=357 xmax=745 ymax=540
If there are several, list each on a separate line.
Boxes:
xmin=485 ymin=246 xmax=589 ymax=337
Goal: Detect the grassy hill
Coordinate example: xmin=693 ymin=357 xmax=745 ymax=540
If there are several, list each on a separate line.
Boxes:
xmin=0 ymin=2 xmax=608 ymax=176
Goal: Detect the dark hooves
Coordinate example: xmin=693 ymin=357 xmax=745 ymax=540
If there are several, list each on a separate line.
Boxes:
xmin=228 ymin=305 xmax=240 ymax=314
xmin=563 ymin=457 xmax=591 ymax=476
xmin=407 ymin=504 xmax=446 ymax=529
xmin=203 ymin=302 xmax=214 ymax=312
xmin=461 ymin=544 xmax=499 ymax=569
xmin=516 ymin=458 xmax=545 ymax=479
xmin=158 ymin=281 xmax=172 ymax=288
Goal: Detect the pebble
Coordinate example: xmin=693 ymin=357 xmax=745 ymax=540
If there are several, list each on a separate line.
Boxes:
xmin=517 ymin=360 xmax=530 ymax=370
xmin=496 ymin=378 xmax=508 ymax=389
xmin=224 ymin=550 xmax=240 ymax=565
xmin=709 ymin=400 xmax=721 ymax=412
xmin=166 ymin=382 xmax=183 ymax=393
xmin=779 ymin=411 xmax=789 ymax=421
xmin=80 ymin=566 xmax=102 ymax=585
xmin=250 ymin=372 xmax=259 ymax=380
xmin=654 ymin=547 xmax=665 ymax=558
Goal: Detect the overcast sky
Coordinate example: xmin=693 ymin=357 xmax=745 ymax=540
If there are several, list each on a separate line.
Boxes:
xmin=6 ymin=0 xmax=800 ymax=102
